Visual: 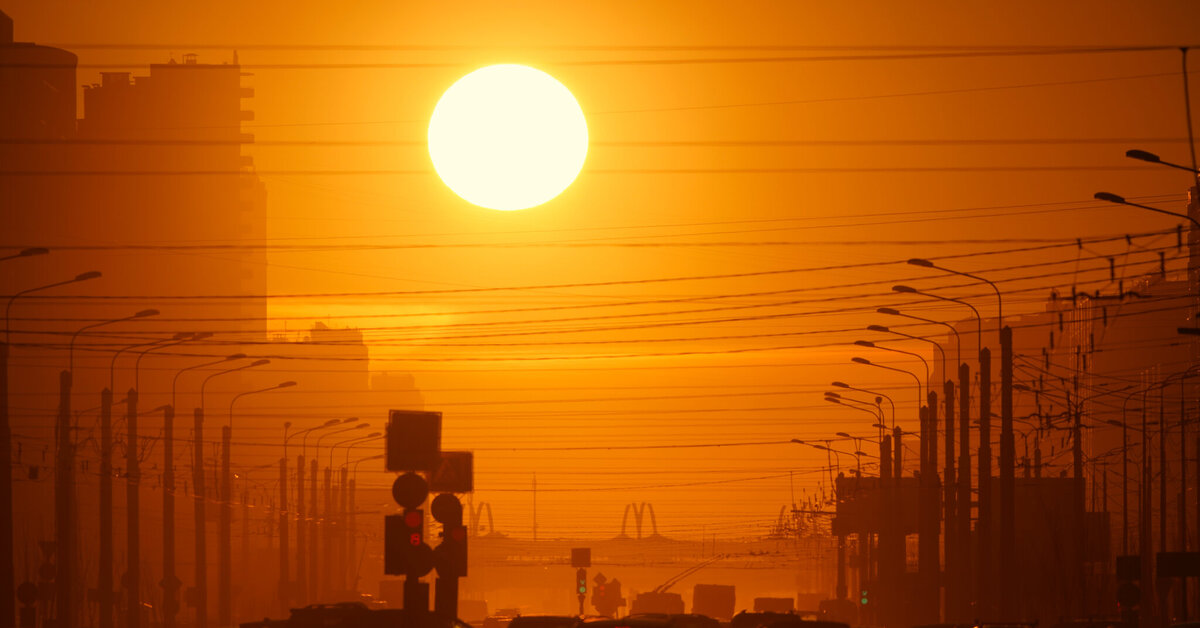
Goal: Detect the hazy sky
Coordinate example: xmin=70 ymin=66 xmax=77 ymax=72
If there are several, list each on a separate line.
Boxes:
xmin=5 ymin=0 xmax=1200 ymax=539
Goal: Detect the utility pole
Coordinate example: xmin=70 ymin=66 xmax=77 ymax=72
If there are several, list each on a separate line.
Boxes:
xmin=977 ymin=347 xmax=992 ymax=618
xmin=54 ymin=370 xmax=73 ymax=628
xmin=162 ymin=405 xmax=179 ymax=628
xmin=279 ymin=457 xmax=289 ymax=614
xmin=893 ymin=426 xmax=904 ymax=624
xmin=1179 ymin=387 xmax=1188 ymax=621
xmin=880 ymin=432 xmax=893 ymax=625
xmin=241 ymin=483 xmax=249 ymax=622
xmin=126 ymin=388 xmax=141 ymax=628
xmin=100 ymin=388 xmax=114 ymax=628
xmin=957 ymin=363 xmax=972 ymax=619
xmin=923 ymin=392 xmax=939 ymax=622
xmin=943 ymin=380 xmax=956 ymax=621
xmin=1072 ymin=381 xmax=1086 ymax=616
xmin=193 ymin=409 xmax=208 ymax=628
xmin=0 ymin=341 xmax=11 ymax=628
xmin=296 ymin=454 xmax=306 ymax=605
xmin=322 ymin=465 xmax=332 ymax=598
xmin=999 ymin=326 xmax=1015 ymax=620
xmin=219 ymin=426 xmax=232 ymax=627
xmin=309 ymin=459 xmax=318 ymax=600
xmin=348 ymin=480 xmax=355 ymax=597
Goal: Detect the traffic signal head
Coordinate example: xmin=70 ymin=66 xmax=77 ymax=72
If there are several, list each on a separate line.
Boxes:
xmin=434 ymin=524 xmax=468 ymax=578
xmin=404 ymin=509 xmax=424 ymax=546
xmin=384 ymin=510 xmax=433 ymax=577
xmin=860 ymin=589 xmax=869 ymax=605
xmin=576 ymin=568 xmax=587 ymax=594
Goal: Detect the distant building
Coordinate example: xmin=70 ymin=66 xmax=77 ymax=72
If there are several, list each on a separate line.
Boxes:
xmin=0 ymin=10 xmax=76 ymax=140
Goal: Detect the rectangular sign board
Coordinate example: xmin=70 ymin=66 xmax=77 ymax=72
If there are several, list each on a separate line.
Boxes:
xmin=571 ymin=547 xmax=591 ymax=568
xmin=386 ymin=410 xmax=442 ymax=472
xmin=429 ymin=451 xmax=473 ymax=493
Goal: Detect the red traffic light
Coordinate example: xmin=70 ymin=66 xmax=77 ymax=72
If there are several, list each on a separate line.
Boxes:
xmin=404 ymin=510 xmax=423 ymax=528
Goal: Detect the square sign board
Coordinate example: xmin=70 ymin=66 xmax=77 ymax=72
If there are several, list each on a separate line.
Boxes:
xmin=429 ymin=451 xmax=474 ymax=493
xmin=386 ymin=410 xmax=442 ymax=472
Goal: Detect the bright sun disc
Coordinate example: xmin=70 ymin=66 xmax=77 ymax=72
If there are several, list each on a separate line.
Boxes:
xmin=428 ymin=64 xmax=588 ymax=211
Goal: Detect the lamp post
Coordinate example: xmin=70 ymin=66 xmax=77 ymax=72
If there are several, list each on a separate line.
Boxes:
xmin=1125 ymin=149 xmax=1200 ymax=176
xmin=100 ymin=332 xmax=186 ymax=628
xmin=0 ymin=247 xmax=48 ymax=264
xmin=906 ymin=259 xmax=1013 ymax=618
xmin=866 ymin=325 xmax=946 ymax=389
xmin=1107 ymin=417 xmax=1131 ymax=556
xmin=878 ymin=307 xmax=961 ymax=379
xmin=154 ymin=350 xmax=234 ymax=628
xmin=222 ymin=381 xmax=295 ymax=626
xmin=202 ymin=360 xmax=270 ymax=628
xmin=121 ymin=332 xmax=196 ymax=628
xmin=1094 ymin=192 xmax=1200 ymax=230
xmin=295 ymin=418 xmax=345 ymax=605
xmin=312 ymin=422 xmax=367 ymax=600
xmin=831 ymin=381 xmax=895 ymax=426
xmin=894 ymin=283 xmax=985 ymax=619
xmin=825 ymin=394 xmax=885 ymax=441
xmin=60 ymin=306 xmax=154 ymax=628
xmin=0 ymin=248 xmax=54 ymax=628
xmin=327 ymin=432 xmax=376 ymax=593
xmin=342 ymin=433 xmax=383 ymax=471
xmin=100 ymin=333 xmax=185 ymax=628
xmin=892 ymin=285 xmax=981 ymax=354
xmin=193 ymin=357 xmax=266 ymax=628
xmin=850 ymin=355 xmax=923 ymax=411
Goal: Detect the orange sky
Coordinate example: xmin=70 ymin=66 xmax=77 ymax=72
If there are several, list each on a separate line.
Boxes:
xmin=5 ymin=0 xmax=1200 ymax=540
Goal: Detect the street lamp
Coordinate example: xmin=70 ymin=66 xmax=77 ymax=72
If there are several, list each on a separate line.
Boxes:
xmin=1125 ymin=149 xmax=1200 ymax=175
xmin=825 ymin=394 xmax=885 ymax=440
xmin=108 ymin=329 xmax=190 ymax=628
xmin=853 ymin=340 xmax=927 ymax=400
xmin=867 ymin=324 xmax=946 ymax=385
xmin=893 ymin=284 xmax=982 ymax=354
xmin=1106 ymin=417 xmax=1130 ymax=556
xmin=0 ymin=248 xmax=55 ymax=628
xmin=70 ymin=308 xmax=159 ymax=374
xmin=230 ymin=381 xmax=297 ymax=432
xmin=342 ymin=432 xmax=383 ymax=470
xmin=1094 ymin=192 xmax=1200 ymax=230
xmin=222 ymin=380 xmax=295 ymax=626
xmin=57 ymin=307 xmax=158 ymax=628
xmin=333 ymin=432 xmax=382 ymax=470
xmin=310 ymin=421 xmax=367 ymax=598
xmin=164 ymin=351 xmax=240 ymax=628
xmin=195 ymin=356 xmax=265 ymax=628
xmin=0 ymin=247 xmax=48 ymax=263
xmin=288 ymin=417 xmax=341 ymax=606
xmin=878 ymin=307 xmax=962 ymax=373
xmin=906 ymin=259 xmax=1003 ymax=336
xmin=831 ymin=380 xmax=895 ymax=425
xmin=850 ymin=356 xmax=923 ymax=415
xmin=4 ymin=270 xmax=101 ymax=343
xmin=351 ymin=453 xmax=385 ymax=486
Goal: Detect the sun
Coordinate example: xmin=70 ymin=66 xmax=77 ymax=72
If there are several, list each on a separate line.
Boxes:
xmin=428 ymin=64 xmax=588 ymax=211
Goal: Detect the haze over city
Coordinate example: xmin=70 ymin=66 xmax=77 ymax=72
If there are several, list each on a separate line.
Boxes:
xmin=2 ymin=2 xmax=1200 ymax=628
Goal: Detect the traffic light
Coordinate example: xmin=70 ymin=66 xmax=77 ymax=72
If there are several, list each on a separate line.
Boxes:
xmin=434 ymin=524 xmax=468 ymax=578
xmin=576 ymin=568 xmax=587 ymax=595
xmin=385 ymin=509 xmax=432 ymax=576
xmin=859 ymin=588 xmax=869 ymax=606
